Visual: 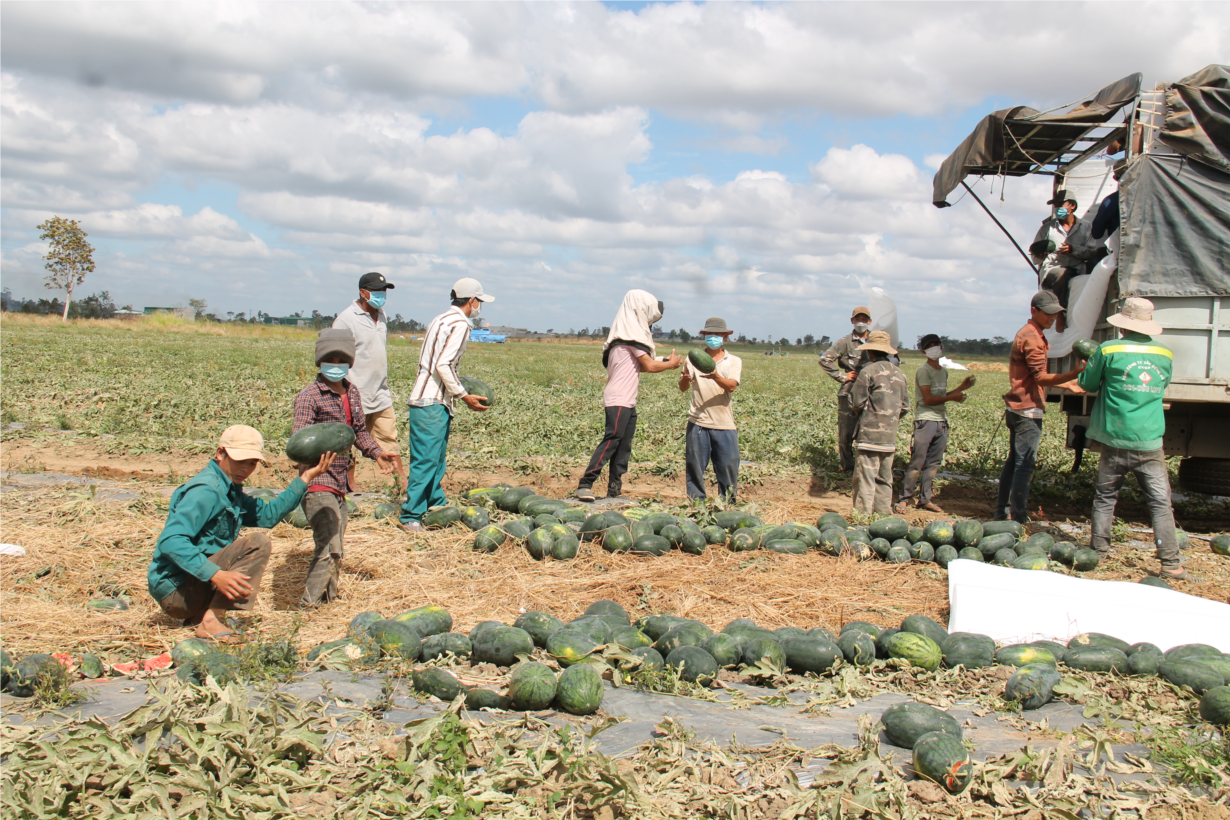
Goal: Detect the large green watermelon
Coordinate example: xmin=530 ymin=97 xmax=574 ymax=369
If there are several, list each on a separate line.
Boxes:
xmin=869 ymin=517 xmax=910 ymax=541
xmin=1072 ymin=338 xmax=1099 ymax=359
xmin=422 ymin=506 xmax=462 ymax=529
xmin=953 ymin=520 xmax=983 ymax=549
xmin=666 ymin=645 xmax=718 ymax=685
xmin=703 ymin=633 xmax=743 ymax=667
xmin=923 ymin=521 xmax=956 ymax=547
xmin=555 ymin=663 xmax=604 ymax=715
xmin=547 ymin=629 xmax=599 ymax=667
xmin=782 ymin=636 xmax=841 ymax=675
xmin=900 ymin=614 xmax=948 ymax=646
xmin=837 ymin=630 xmax=877 ymax=666
xmin=459 ymin=375 xmax=496 ymax=408
xmin=995 ymin=645 xmax=1056 ymax=668
xmin=1212 ymin=535 xmax=1230 ymax=556
xmin=913 ymin=731 xmax=973 ymax=794
xmin=171 ymin=638 xmax=214 ymax=668
xmin=419 ymin=633 xmax=472 ymax=662
xmin=392 ymin=605 xmax=452 ymax=638
xmin=471 ymin=626 xmax=535 ymax=667
xmin=741 ymin=637 xmax=786 ymax=669
xmin=817 ymin=511 xmax=849 ymax=531
xmin=1004 ymin=663 xmax=1061 ymax=710
xmin=884 ymin=632 xmax=943 ymax=671
xmin=1068 ymin=632 xmax=1131 ymax=654
xmin=1160 ymin=660 xmax=1225 ymax=695
xmin=934 ymin=545 xmax=959 ymax=568
xmin=367 ymin=620 xmax=423 ymax=660
xmin=514 ymin=611 xmax=565 ymax=648
xmin=1065 ymin=646 xmax=1128 ymax=674
xmin=880 ymin=702 xmax=962 ymax=749
xmin=941 ymin=633 xmax=995 ymax=670
xmin=286 ymin=422 xmax=356 ymax=464
xmin=508 ymin=662 xmax=558 ymax=711
xmin=687 ymin=349 xmax=716 ymax=374
xmin=1199 ymin=686 xmax=1230 ymax=725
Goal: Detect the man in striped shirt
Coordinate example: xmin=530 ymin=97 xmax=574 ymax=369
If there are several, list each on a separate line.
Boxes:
xmin=400 ymin=277 xmax=493 ymax=531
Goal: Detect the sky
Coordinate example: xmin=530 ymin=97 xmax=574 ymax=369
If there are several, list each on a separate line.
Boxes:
xmin=2 ymin=2 xmax=1227 ymax=343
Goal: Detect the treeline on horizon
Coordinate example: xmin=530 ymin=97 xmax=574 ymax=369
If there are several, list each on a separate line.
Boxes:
xmin=1 ymin=291 xmax=1013 ymax=355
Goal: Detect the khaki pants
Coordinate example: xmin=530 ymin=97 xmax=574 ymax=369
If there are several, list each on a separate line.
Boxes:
xmin=347 ymin=406 xmax=401 ymax=489
xmin=301 ymin=492 xmax=348 ymax=607
xmin=158 ymin=533 xmax=271 ymax=623
xmin=853 ymin=450 xmax=894 ymax=515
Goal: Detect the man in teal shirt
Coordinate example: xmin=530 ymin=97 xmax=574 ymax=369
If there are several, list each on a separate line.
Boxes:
xmin=1077 ymin=298 xmax=1185 ymax=580
xmin=148 ymin=425 xmax=335 ymax=640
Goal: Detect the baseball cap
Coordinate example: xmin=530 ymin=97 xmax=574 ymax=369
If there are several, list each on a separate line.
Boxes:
xmin=218 ymin=425 xmax=269 ymax=465
xmin=850 ymin=306 xmax=871 ymax=320
xmin=1031 ymin=290 xmax=1064 ymax=314
xmin=451 ymin=277 xmax=494 ymax=303
xmin=1046 ymin=190 xmax=1077 ymax=206
xmin=359 ymin=271 xmax=394 ymax=291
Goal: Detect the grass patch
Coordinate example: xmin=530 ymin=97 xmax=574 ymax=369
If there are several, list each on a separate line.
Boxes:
xmin=1145 ymin=721 xmax=1230 ymax=786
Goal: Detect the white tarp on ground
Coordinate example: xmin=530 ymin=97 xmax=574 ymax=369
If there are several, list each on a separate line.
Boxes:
xmin=947 ymin=559 xmax=1230 ymax=653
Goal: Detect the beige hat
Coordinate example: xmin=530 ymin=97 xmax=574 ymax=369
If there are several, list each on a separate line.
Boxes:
xmin=1108 ymin=297 xmax=1162 ymax=336
xmin=850 ymin=305 xmax=871 ymax=320
xmin=218 ymin=425 xmax=270 ymax=465
xmin=861 ymin=330 xmax=897 ymax=355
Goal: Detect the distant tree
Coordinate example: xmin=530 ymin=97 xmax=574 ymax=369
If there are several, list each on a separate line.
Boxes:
xmin=579 ymin=327 xmax=589 ymax=337
xmin=817 ymin=335 xmax=832 ymax=348
xmin=601 ymin=326 xmax=610 ymax=337
xmin=74 ymin=291 xmax=116 ymax=319
xmin=779 ymin=337 xmax=790 ymax=346
xmin=668 ymin=329 xmax=678 ymax=340
xmin=234 ymin=312 xmax=246 ymax=322
xmin=120 ymin=304 xmax=133 ymax=311
xmin=38 ymin=216 xmax=96 ymax=321
xmin=795 ymin=338 xmax=802 ymax=346
xmin=737 ymin=334 xmax=747 ymax=343
xmin=803 ymin=334 xmax=815 ymax=346
xmin=187 ymin=298 xmax=208 ymax=319
xmin=226 ymin=311 xmax=235 ymax=321
xmin=678 ymin=329 xmax=692 ymax=343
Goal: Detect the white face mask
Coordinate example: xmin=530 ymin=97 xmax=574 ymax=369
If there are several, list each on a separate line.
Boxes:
xmin=853 ymin=322 xmax=869 ymax=334
xmin=925 ymin=346 xmax=942 ymax=360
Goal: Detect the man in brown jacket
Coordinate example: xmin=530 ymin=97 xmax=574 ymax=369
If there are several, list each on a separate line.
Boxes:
xmin=819 ymin=306 xmax=873 ymax=473
xmin=849 ymin=331 xmax=910 ymax=514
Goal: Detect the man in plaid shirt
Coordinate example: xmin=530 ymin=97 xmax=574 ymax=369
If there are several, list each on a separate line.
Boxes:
xmin=294 ymin=328 xmax=399 ymax=606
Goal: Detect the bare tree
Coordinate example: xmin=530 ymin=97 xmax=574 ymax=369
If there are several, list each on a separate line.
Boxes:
xmin=187 ymin=298 xmax=208 ymax=319
xmin=38 ymin=217 xmax=95 ymax=321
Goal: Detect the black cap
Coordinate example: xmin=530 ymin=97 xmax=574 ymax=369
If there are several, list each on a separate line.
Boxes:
xmin=359 ymin=271 xmax=394 ymax=291
xmin=1046 ymin=190 xmax=1077 ymax=206
xmin=1031 ymin=290 xmax=1064 ymax=314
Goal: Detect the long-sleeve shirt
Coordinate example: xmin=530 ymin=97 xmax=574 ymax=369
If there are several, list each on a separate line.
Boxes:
xmin=849 ymin=360 xmax=910 ymax=452
xmin=818 ymin=333 xmax=869 ymax=398
xmin=408 ymin=306 xmax=470 ymax=415
xmin=1030 ymin=215 xmax=1099 ymax=271
xmin=332 ymin=301 xmax=391 ymax=415
xmin=1003 ymin=319 xmax=1049 ymax=416
xmin=148 ymin=460 xmax=306 ymax=602
xmin=293 ymin=376 xmax=384 ymax=493
xmin=1090 ymin=192 xmax=1120 ymax=241
xmin=1077 ymin=332 xmax=1172 ymax=451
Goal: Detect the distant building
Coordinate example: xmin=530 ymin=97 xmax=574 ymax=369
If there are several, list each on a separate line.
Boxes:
xmin=262 ymin=315 xmax=311 ymax=327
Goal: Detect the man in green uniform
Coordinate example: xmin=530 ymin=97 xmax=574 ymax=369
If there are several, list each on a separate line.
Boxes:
xmin=1078 ymin=297 xmax=1186 ymax=580
xmin=849 ymin=331 xmax=910 ymax=514
xmin=819 ymin=306 xmax=872 ymax=473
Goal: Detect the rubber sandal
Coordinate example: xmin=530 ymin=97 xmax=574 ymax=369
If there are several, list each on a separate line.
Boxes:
xmin=891 ymin=502 xmax=909 ymax=514
xmin=919 ymin=503 xmax=945 ymax=513
xmin=201 ymin=631 xmax=242 ymax=645
xmin=1159 ymin=568 xmax=1200 ymax=582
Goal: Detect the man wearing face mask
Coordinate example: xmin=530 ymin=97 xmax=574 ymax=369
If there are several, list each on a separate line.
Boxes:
xmin=679 ymin=317 xmax=742 ymax=501
xmin=1029 ymin=191 xmax=1098 ymax=310
xmin=996 ymin=291 xmax=1086 ymax=524
xmin=334 ymin=272 xmax=403 ymax=493
xmin=293 ymin=329 xmax=399 ymax=606
xmin=819 ymin=307 xmax=873 ymax=473
xmin=894 ymin=334 xmax=975 ymax=514
xmin=575 ymin=290 xmax=681 ymax=502
xmin=401 ymin=278 xmax=493 ymax=530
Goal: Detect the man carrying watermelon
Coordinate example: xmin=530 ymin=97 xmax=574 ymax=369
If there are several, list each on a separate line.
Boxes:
xmin=575 ymin=290 xmax=681 ymax=502
xmin=678 ymin=317 xmax=742 ymax=501
xmin=294 ymin=329 xmax=400 ymax=606
xmin=819 ymin=306 xmax=872 ymax=473
xmin=849 ymin=331 xmax=909 ymax=514
xmin=1077 ymin=298 xmax=1187 ymax=580
xmin=400 ymin=278 xmax=493 ymax=530
xmin=894 ymin=333 xmax=975 ymax=514
xmin=148 ymin=426 xmax=336 ymax=641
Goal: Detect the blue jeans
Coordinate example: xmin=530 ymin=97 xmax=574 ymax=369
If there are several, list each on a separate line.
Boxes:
xmin=995 ymin=410 xmax=1043 ymax=523
xmin=401 ymin=404 xmax=451 ymax=524
xmin=685 ymin=423 xmax=739 ymax=501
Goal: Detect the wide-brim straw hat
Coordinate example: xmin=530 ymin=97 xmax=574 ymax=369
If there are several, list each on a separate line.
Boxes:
xmin=1108 ymin=297 xmax=1162 ymax=336
xmin=861 ymin=330 xmax=897 ymax=355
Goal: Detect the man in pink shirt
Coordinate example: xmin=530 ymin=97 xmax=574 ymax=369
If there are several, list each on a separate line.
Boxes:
xmin=576 ymin=290 xmax=681 ymax=501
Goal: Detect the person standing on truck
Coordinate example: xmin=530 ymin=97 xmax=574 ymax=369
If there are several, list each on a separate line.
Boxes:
xmin=1077 ymin=298 xmax=1187 ymax=580
xmin=575 ymin=290 xmax=681 ymax=502
xmin=849 ymin=331 xmax=910 ymax=515
xmin=819 ymin=306 xmax=872 ymax=473
xmin=678 ymin=317 xmax=742 ymax=501
xmin=894 ymin=333 xmax=975 ymax=514
xmin=399 ymin=278 xmax=493 ymax=531
xmin=1029 ymin=191 xmax=1099 ymax=310
xmin=995 ymin=291 xmax=1087 ymax=524
xmin=333 ymin=271 xmax=404 ymax=493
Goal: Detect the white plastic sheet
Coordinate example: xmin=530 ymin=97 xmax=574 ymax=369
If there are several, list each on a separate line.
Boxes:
xmin=938 ymin=356 xmax=969 ymax=370
xmin=947 ymin=559 xmax=1230 ymax=652
xmin=868 ymin=288 xmax=900 ymax=350
xmin=1046 ymin=233 xmax=1119 ymax=358
xmin=0 ymin=544 xmax=26 ymax=556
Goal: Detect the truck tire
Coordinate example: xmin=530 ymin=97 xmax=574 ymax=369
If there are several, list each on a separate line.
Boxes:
xmin=1178 ymin=458 xmax=1230 ymax=497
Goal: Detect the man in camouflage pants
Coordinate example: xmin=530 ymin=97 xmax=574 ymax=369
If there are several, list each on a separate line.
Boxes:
xmin=818 ymin=306 xmax=872 ymax=473
xmin=849 ymin=331 xmax=910 ymax=514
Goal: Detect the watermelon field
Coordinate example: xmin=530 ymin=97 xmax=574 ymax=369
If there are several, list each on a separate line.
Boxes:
xmin=2 ymin=313 xmax=1230 ymax=817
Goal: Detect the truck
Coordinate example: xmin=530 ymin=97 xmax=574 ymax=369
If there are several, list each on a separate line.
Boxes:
xmin=932 ymin=65 xmax=1230 ymax=496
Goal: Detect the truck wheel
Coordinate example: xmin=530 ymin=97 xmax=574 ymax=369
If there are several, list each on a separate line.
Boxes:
xmin=1177 ymin=458 xmax=1230 ymax=497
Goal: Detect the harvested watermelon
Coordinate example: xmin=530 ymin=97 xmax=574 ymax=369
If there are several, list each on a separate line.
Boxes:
xmin=1013 ymin=553 xmax=1049 ymax=571
xmin=875 ymin=628 xmax=901 ymax=659
xmin=472 ymin=626 xmax=534 ymax=667
xmin=941 ymin=633 xmax=995 ymax=670
xmin=1165 ymin=643 xmax=1222 ymax=661
xmin=551 ymin=533 xmax=580 ymax=560
xmin=1004 ymin=663 xmax=1061 ymax=710
xmin=1139 ymin=576 xmax=1171 ymax=589
xmin=995 ymin=645 xmax=1056 ymax=668
xmin=886 ymin=545 xmax=911 ymax=563
xmin=1068 ymin=632 xmax=1131 ymax=654
xmin=869 ymin=517 xmax=910 ymax=541
xmin=701 ymin=525 xmax=728 ymax=545
xmin=841 ymin=621 xmax=882 ymax=639
xmin=1127 ymin=651 xmax=1161 ymax=676
xmin=80 ymin=654 xmax=105 ymax=679
xmin=525 ymin=528 xmax=553 ymax=560
xmin=459 ymin=506 xmax=490 ymax=530
xmin=741 ymin=637 xmax=786 ymax=669
xmin=782 ymin=636 xmax=841 ymax=675
xmin=422 ymin=506 xmax=461 ymax=529
xmin=556 ymin=663 xmax=604 ymax=715
xmin=982 ymin=520 xmax=1024 ymax=538
xmin=817 ymin=511 xmax=849 ymax=531
xmin=910 ymin=542 xmax=936 ymax=563
xmin=641 ymin=615 xmax=691 ymax=641
xmin=977 ymin=532 xmax=1016 ymax=557
xmin=656 ymin=623 xmax=712 ymax=655
xmin=611 ymin=627 xmax=651 ymax=650
xmin=632 ymin=534 xmax=671 ymax=556
xmin=1160 ymin=660 xmax=1224 ymax=694
xmin=459 ymin=375 xmax=495 ymax=408
xmin=1212 ymin=535 xmax=1230 ymax=556
xmin=1050 ymin=541 xmax=1076 ymax=564
xmin=913 ymin=731 xmax=973 ymax=794
xmin=473 ymin=526 xmax=508 ymax=552
xmin=413 ymin=667 xmax=467 ymax=701
xmin=420 ymin=633 xmax=472 ymax=662
xmin=7 ymin=654 xmax=59 ymax=697
xmin=286 ymin=422 xmax=356 ymax=464
xmin=497 ymin=487 xmax=535 ymax=513
xmin=171 ymin=638 xmax=214 ymax=667
xmin=1065 ymin=646 xmax=1128 ymax=673
xmin=367 ymin=620 xmax=422 ymax=660
xmin=953 ymin=520 xmax=983 ymax=549
xmin=631 ymin=646 xmax=665 ymax=669
xmin=660 ymin=524 xmax=685 ymax=547
xmin=838 ymin=630 xmax=876 ymax=666
xmin=923 ymin=521 xmax=956 ymax=547
xmin=880 ymin=702 xmax=962 ymax=749
xmin=373 ymin=501 xmax=399 ymax=520
xmin=1071 ymin=549 xmax=1101 ymax=571
xmin=1072 ymin=338 xmax=1099 ymax=359
xmin=957 ymin=547 xmax=984 ymax=562
xmin=547 ymin=630 xmax=599 ymax=667
xmin=870 ymin=537 xmax=892 ymax=558
xmin=687 ymin=349 xmax=716 ymax=374
xmin=906 ymin=527 xmax=926 ymax=544
xmin=1199 ymin=686 xmax=1230 ymax=725
xmin=567 ymin=616 xmax=614 ymax=644
xmin=901 ymin=614 xmax=948 ymax=647
xmin=765 ymin=539 xmax=808 ymax=555
xmin=703 ymin=634 xmax=743 ymax=667
xmin=393 ymin=605 xmax=452 ymax=638
xmin=884 ymin=632 xmax=942 ymax=671
xmin=993 ymin=548 xmax=1018 ymax=566
xmin=508 ymin=662 xmax=558 ymax=710
xmin=935 ymin=545 xmax=959 ymax=568
xmin=667 ymin=645 xmax=718 ymax=684
xmin=465 ymin=688 xmax=510 ymax=711
xmin=513 ymin=612 xmax=564 ymax=648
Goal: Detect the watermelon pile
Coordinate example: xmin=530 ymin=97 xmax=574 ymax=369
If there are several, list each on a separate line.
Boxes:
xmin=880 ymin=702 xmax=973 ymax=794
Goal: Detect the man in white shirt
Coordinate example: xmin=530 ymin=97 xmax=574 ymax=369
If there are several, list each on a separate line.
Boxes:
xmin=333 ymin=271 xmax=404 ymax=492
xmin=399 ymin=278 xmax=492 ymax=531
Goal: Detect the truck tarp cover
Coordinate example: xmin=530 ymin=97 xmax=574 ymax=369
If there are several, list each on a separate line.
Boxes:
xmin=1120 ymin=65 xmax=1230 ymax=299
xmin=932 ymin=73 xmax=1141 ymax=207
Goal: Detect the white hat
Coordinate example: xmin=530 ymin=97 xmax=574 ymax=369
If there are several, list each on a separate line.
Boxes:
xmin=1108 ymin=297 xmax=1162 ymax=336
xmin=452 ymin=277 xmax=494 ymax=303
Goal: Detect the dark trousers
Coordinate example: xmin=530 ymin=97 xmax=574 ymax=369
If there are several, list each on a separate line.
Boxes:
xmin=580 ymin=405 xmax=637 ymax=496
xmin=899 ymin=420 xmax=949 ymax=505
xmin=157 ymin=533 xmax=272 ymax=622
xmin=836 ymin=393 xmax=856 ymax=472
xmin=1090 ymin=446 xmax=1180 ymax=568
xmin=685 ymin=423 xmax=739 ymax=501
xmin=995 ymin=410 xmax=1043 ymax=523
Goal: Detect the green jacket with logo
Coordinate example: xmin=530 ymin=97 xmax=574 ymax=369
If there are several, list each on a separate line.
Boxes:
xmin=1077 ymin=332 xmax=1172 ymax=451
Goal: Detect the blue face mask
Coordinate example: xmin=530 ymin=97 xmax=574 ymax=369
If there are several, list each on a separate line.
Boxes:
xmin=705 ymin=335 xmax=724 ymax=350
xmin=320 ymin=363 xmax=349 ymax=383
xmin=1055 ymin=207 xmax=1069 ymax=220
xmin=366 ymin=291 xmax=387 ymax=309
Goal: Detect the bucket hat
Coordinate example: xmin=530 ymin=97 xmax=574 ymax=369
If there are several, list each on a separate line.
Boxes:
xmin=1108 ymin=297 xmax=1162 ymax=336
xmin=699 ymin=317 xmax=730 ymax=334
xmin=861 ymin=330 xmax=897 ymax=355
